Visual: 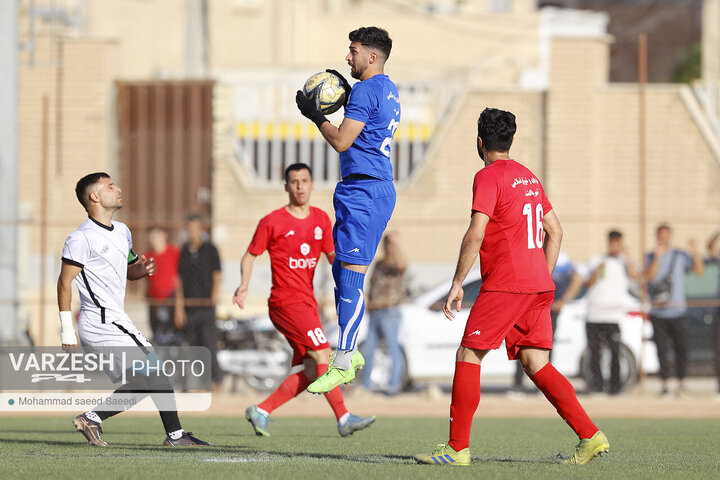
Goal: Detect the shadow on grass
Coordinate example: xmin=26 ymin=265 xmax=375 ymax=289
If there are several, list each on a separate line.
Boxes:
xmin=3 ymin=436 xmax=565 ymax=466
xmin=476 ymin=455 xmax=564 ymax=465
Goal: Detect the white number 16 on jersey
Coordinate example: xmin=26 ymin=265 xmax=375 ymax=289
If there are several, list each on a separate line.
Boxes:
xmin=523 ymin=202 xmax=544 ymax=249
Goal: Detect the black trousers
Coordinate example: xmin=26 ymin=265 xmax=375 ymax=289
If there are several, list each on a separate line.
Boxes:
xmin=586 ymin=322 xmax=621 ymax=393
xmin=650 ymin=315 xmax=688 ymax=381
xmin=96 ymin=368 xmax=182 ymax=434
xmin=184 ymin=307 xmax=222 ymax=384
xmin=149 ymin=304 xmax=182 ymax=346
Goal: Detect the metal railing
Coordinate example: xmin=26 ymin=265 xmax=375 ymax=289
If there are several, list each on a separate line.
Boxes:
xmin=226 ymin=76 xmax=458 ymax=187
xmin=232 ymin=121 xmax=433 ymax=186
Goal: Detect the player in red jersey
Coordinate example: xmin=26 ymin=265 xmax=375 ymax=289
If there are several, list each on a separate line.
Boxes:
xmin=415 ymin=108 xmax=608 ymax=466
xmin=232 ymin=163 xmax=375 ymax=437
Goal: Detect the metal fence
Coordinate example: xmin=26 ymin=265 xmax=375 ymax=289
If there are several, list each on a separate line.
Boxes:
xmin=225 ymin=75 xmax=459 ymax=186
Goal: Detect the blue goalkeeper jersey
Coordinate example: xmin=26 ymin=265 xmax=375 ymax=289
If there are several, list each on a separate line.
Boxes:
xmin=341 ymin=74 xmax=401 ymax=181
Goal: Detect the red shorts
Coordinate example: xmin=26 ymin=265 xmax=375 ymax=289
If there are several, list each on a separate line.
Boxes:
xmin=461 ymin=291 xmax=554 ymax=360
xmin=269 ymin=302 xmax=329 ymax=366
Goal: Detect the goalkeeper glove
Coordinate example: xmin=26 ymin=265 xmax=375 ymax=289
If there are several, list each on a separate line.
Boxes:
xmin=325 ymin=69 xmax=352 ymax=107
xmin=296 ymin=90 xmax=328 ymax=129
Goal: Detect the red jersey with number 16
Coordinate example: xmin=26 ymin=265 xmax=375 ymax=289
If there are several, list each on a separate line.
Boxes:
xmin=471 ymin=159 xmax=555 ymax=294
xmin=247 ymin=206 xmax=334 ymax=308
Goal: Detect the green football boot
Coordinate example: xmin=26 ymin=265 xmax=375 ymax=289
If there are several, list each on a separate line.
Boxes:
xmin=563 ymin=431 xmax=610 ymax=465
xmin=307 ymin=351 xmax=365 ymax=394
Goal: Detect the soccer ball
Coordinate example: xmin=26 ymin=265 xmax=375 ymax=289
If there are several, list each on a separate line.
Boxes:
xmin=302 ymin=71 xmax=347 ymax=114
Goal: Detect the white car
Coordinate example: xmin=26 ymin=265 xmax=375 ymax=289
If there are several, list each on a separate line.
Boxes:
xmin=327 ymin=271 xmax=659 ymax=392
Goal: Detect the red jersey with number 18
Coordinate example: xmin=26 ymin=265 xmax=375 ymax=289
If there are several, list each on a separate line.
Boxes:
xmin=247 ymin=206 xmax=334 ymax=308
xmin=471 ymin=159 xmax=555 ymax=294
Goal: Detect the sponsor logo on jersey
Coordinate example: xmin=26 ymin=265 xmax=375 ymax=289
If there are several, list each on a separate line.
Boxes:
xmin=99 ymin=245 xmax=109 ymax=255
xmin=284 ymin=230 xmax=295 ymax=237
xmin=300 ymin=243 xmax=310 ymax=256
xmin=467 ymin=330 xmax=482 ymax=337
xmin=339 ymin=297 xmax=353 ymax=303
xmin=288 ymin=257 xmax=318 ymax=269
xmin=314 ymin=226 xmax=323 ymax=240
xmin=346 ymin=248 xmax=360 ymax=254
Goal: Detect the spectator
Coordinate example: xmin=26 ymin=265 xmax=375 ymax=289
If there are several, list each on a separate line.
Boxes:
xmin=583 ymin=230 xmax=639 ymax=394
xmin=707 ymin=230 xmax=720 ymax=395
xmin=144 ymin=226 xmax=181 ymax=346
xmin=175 ymin=214 xmax=222 ymax=388
xmin=362 ymin=231 xmax=407 ymax=395
xmin=644 ymin=224 xmax=704 ymax=396
xmin=511 ymin=252 xmax=582 ymax=393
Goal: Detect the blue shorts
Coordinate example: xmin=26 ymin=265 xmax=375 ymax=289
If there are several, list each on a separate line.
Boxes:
xmin=333 ymin=178 xmax=396 ymax=265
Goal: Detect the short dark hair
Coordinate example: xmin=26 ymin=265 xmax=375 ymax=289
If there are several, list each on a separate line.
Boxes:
xmin=186 ymin=213 xmax=203 ymax=223
xmin=477 ymin=108 xmax=516 ymax=153
xmin=657 ymin=223 xmax=671 ymax=234
xmin=608 ymin=230 xmax=623 ymax=241
xmin=75 ymin=172 xmax=110 ymax=211
xmin=349 ymin=27 xmax=392 ymax=60
xmin=284 ymin=163 xmax=313 ymax=183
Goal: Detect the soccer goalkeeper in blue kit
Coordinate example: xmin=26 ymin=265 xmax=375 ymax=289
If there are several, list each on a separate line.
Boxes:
xmin=295 ymin=26 xmax=401 ymax=393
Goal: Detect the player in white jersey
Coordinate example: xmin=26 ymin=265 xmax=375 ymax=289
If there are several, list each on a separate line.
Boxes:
xmin=57 ymin=172 xmax=210 ymax=447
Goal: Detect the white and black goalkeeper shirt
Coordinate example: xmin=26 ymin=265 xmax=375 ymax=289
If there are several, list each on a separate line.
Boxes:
xmin=62 ymin=217 xmax=139 ymax=324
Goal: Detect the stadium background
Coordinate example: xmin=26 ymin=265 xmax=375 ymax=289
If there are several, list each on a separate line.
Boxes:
xmin=1 ymin=0 xmax=719 ymax=410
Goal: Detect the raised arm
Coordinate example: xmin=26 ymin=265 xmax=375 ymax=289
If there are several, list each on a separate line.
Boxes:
xmin=295 ymin=88 xmax=365 ymax=152
xmin=57 ymin=262 xmax=82 ymax=350
xmin=318 ymin=117 xmax=365 ymax=152
xmin=444 ymin=212 xmax=490 ymax=320
xmin=644 ymin=245 xmax=666 ymax=281
xmin=232 ymin=251 xmax=258 ymax=309
xmin=688 ymin=239 xmax=705 ymax=276
xmin=542 ymin=209 xmax=563 ymax=274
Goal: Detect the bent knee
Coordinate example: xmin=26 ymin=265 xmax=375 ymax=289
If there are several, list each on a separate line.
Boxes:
xmin=456 ymin=346 xmax=488 ymax=364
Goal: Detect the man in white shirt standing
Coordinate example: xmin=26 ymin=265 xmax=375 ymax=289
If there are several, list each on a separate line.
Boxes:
xmin=57 ymin=172 xmax=210 ymax=447
xmin=583 ymin=230 xmax=639 ymax=394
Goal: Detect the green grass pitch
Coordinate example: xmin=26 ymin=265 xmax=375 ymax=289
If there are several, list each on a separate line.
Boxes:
xmin=1 ymin=416 xmax=718 ymax=479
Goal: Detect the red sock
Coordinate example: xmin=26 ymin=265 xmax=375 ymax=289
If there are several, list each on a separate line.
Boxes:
xmin=531 ymin=363 xmax=598 ymax=439
xmin=317 ymin=363 xmax=348 ymax=420
xmin=448 ymin=361 xmax=481 ymax=451
xmin=258 ymin=371 xmax=309 ymax=414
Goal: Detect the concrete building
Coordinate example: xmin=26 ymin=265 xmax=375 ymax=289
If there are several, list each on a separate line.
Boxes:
xmin=13 ymin=0 xmax=720 ymax=344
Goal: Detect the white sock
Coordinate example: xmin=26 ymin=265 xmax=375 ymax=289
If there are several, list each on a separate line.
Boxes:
xmin=84 ymin=411 xmax=102 ymax=424
xmin=338 ymin=412 xmax=350 ymax=426
xmin=168 ymin=429 xmax=185 ymax=440
xmin=255 ymin=406 xmax=270 ymax=417
xmin=333 ymin=348 xmax=356 ymax=370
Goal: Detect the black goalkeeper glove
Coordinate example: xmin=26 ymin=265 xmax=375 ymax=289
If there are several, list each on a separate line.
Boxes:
xmin=295 ymin=90 xmax=328 ymax=129
xmin=326 ymin=68 xmax=352 ymax=107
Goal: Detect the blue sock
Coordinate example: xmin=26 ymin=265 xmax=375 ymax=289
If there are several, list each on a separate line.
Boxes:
xmin=337 ymin=267 xmax=365 ymax=351
xmin=331 ymin=259 xmax=342 ymax=315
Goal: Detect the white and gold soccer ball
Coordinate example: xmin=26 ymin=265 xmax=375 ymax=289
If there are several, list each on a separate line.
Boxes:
xmin=302 ymin=71 xmax=347 ymax=114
